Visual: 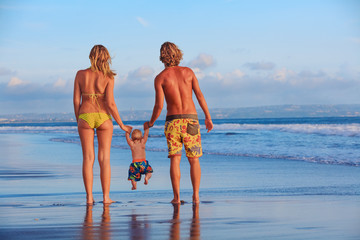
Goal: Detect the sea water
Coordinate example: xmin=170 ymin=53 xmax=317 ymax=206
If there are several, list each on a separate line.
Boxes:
xmin=1 ymin=117 xmax=359 ymax=167
xmin=1 ymin=117 xmax=360 ymax=239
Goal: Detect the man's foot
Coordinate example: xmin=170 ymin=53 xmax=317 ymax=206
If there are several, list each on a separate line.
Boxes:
xmin=132 ymin=186 xmax=136 ymax=190
xmin=144 ymin=173 xmax=152 ymax=185
xmin=192 ymin=194 xmax=200 ymax=204
xmin=103 ymin=197 xmax=116 ymax=205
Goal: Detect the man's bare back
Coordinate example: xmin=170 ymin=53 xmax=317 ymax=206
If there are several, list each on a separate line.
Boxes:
xmin=156 ymin=66 xmax=198 ymax=116
xmin=148 ymin=65 xmax=212 ymax=130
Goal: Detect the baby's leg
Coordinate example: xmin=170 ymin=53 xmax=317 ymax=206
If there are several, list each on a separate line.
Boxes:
xmin=131 ymin=180 xmax=137 ymax=190
xmin=144 ymin=172 xmax=152 ymax=185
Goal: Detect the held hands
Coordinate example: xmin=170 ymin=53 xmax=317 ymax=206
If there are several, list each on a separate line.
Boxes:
xmin=144 ymin=121 xmax=153 ymax=130
xmin=122 ymin=125 xmax=133 ymax=133
xmin=205 ymin=118 xmax=213 ymax=133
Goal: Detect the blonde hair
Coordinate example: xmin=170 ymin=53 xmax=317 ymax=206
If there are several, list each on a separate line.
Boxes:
xmin=89 ymin=45 xmax=116 ymax=79
xmin=159 ymin=42 xmax=183 ymax=67
xmin=131 ymin=129 xmax=142 ymax=141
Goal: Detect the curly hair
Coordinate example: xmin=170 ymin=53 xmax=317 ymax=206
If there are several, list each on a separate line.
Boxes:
xmin=159 ymin=42 xmax=183 ymax=67
xmin=131 ymin=129 xmax=142 ymax=141
xmin=89 ymin=45 xmax=116 ymax=79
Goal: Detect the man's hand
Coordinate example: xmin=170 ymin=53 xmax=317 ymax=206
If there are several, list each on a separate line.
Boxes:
xmin=205 ymin=119 xmax=213 ymax=133
xmin=144 ymin=121 xmax=153 ymax=130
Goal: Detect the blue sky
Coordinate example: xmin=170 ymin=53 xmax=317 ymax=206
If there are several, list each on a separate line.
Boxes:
xmin=0 ymin=0 xmax=359 ymax=114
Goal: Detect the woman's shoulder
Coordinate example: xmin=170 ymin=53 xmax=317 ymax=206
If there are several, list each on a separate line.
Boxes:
xmin=75 ymin=68 xmax=91 ymax=78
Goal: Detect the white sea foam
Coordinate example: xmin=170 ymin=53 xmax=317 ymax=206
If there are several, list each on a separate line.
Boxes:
xmin=0 ymin=126 xmax=78 ymax=134
xmin=212 ymin=123 xmax=360 ymax=137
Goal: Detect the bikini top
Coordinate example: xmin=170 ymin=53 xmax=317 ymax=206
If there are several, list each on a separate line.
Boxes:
xmin=82 ymin=93 xmax=105 ymax=111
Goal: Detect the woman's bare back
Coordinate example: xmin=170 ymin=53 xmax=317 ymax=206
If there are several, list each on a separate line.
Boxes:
xmin=76 ymin=69 xmax=110 ymax=114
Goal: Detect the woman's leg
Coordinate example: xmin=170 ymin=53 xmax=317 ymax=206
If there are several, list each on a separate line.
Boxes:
xmin=78 ymin=119 xmax=95 ymax=204
xmin=96 ymin=119 xmax=114 ymax=204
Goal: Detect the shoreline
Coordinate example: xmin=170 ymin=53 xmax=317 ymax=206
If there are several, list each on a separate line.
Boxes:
xmin=0 ymin=193 xmax=359 ymax=239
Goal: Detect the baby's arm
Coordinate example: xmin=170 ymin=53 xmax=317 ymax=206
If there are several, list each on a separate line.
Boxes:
xmin=125 ymin=132 xmax=134 ymax=147
xmin=142 ymin=126 xmax=149 ymax=144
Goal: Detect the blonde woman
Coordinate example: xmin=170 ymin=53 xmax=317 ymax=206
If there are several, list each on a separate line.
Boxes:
xmin=73 ymin=45 xmax=132 ymax=204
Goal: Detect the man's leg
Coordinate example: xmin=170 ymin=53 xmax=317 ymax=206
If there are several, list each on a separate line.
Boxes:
xmin=170 ymin=155 xmax=182 ymax=204
xmin=188 ymin=157 xmax=201 ymax=204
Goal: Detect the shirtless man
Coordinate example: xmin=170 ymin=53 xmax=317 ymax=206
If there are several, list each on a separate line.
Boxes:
xmin=145 ymin=42 xmax=213 ymax=204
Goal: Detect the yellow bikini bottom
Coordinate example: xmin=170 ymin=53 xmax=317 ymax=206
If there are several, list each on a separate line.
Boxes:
xmin=79 ymin=112 xmax=112 ymax=129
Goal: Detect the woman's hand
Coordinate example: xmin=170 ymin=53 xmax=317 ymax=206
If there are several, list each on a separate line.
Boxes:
xmin=121 ymin=125 xmax=133 ymax=133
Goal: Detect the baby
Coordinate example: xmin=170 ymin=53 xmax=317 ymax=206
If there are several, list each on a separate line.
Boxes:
xmin=125 ymin=126 xmax=153 ymax=190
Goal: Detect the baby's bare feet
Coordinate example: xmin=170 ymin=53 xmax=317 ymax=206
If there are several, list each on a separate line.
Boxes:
xmin=144 ymin=173 xmax=152 ymax=185
xmin=131 ymin=180 xmax=137 ymax=190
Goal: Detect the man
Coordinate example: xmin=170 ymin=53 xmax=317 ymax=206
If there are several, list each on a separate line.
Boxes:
xmin=145 ymin=42 xmax=213 ymax=204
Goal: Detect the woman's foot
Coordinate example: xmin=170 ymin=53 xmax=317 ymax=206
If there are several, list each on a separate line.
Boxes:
xmin=86 ymin=195 xmax=95 ymax=205
xmin=171 ymin=199 xmax=185 ymax=205
xmin=171 ymin=198 xmax=181 ymax=205
xmin=144 ymin=173 xmax=152 ymax=185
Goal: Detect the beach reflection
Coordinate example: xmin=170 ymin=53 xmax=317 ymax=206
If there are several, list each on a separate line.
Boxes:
xmin=82 ymin=205 xmax=111 ymax=240
xmin=128 ymin=209 xmax=151 ymax=240
xmin=170 ymin=204 xmax=200 ymax=240
xmin=81 ymin=203 xmax=200 ymax=239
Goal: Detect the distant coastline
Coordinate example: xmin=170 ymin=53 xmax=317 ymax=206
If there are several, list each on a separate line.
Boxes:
xmin=0 ymin=104 xmax=359 ymax=123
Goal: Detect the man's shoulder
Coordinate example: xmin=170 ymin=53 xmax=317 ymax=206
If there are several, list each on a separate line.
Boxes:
xmin=157 ymin=66 xmax=193 ymax=76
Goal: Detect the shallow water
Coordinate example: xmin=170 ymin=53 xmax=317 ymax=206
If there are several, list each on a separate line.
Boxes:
xmin=0 ymin=118 xmax=360 ymax=239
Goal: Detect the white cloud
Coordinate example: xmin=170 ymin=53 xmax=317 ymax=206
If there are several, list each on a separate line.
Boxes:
xmin=231 ymin=69 xmax=245 ymax=78
xmin=8 ymin=77 xmax=26 ymax=87
xmin=136 ymin=17 xmax=149 ymax=27
xmin=193 ymin=68 xmax=205 ymax=80
xmin=188 ymin=53 xmax=216 ymax=70
xmin=273 ymin=68 xmax=296 ymax=83
xmin=128 ymin=66 xmax=154 ymax=80
xmin=53 ymin=78 xmax=67 ymax=88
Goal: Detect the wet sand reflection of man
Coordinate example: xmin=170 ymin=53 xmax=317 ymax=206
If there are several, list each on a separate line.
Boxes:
xmin=169 ymin=204 xmax=200 ymax=240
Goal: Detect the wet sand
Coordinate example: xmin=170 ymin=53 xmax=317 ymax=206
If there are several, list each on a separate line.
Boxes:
xmin=0 ymin=134 xmax=359 ymax=239
xmin=0 ymin=192 xmax=359 ymax=240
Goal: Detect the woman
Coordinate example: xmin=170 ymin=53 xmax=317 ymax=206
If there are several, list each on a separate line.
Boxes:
xmin=73 ymin=45 xmax=132 ymax=204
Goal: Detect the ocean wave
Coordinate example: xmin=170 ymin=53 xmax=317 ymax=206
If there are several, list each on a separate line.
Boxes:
xmin=212 ymin=123 xmax=360 ymax=137
xmin=0 ymin=126 xmax=78 ymax=134
xmin=2 ymin=122 xmax=360 ymax=137
xmin=204 ymin=151 xmax=360 ymax=167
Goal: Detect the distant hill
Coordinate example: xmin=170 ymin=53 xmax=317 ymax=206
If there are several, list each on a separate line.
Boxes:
xmin=0 ymin=104 xmax=359 ymax=123
xmin=205 ymin=104 xmax=360 ymax=119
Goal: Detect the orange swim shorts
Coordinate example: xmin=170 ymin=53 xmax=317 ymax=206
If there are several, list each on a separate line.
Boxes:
xmin=164 ymin=114 xmax=202 ymax=158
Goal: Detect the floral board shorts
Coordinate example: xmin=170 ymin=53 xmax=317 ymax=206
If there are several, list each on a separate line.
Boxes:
xmin=128 ymin=160 xmax=153 ymax=182
xmin=164 ymin=114 xmax=202 ymax=158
